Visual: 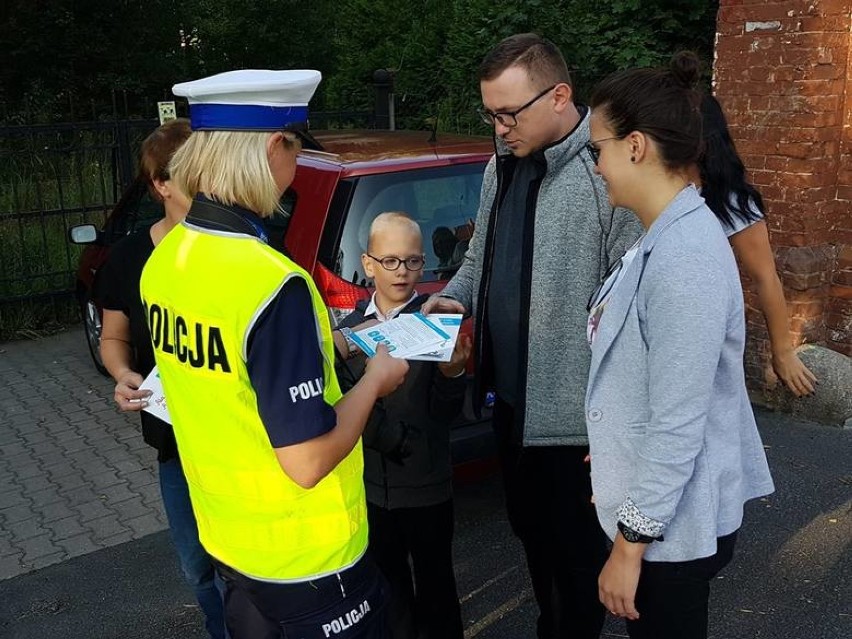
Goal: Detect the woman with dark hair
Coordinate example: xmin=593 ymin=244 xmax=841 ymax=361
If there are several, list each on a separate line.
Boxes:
xmin=695 ymin=94 xmax=816 ymax=396
xmin=583 ymin=52 xmax=774 ymax=638
xmin=98 ymin=119 xmax=226 ymax=639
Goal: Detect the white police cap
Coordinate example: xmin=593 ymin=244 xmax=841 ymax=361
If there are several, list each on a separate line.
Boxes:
xmin=173 ymin=69 xmax=321 ymax=131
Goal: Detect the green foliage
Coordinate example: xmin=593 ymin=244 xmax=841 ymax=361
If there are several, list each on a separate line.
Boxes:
xmin=1 ymin=0 xmax=717 ymax=128
xmin=0 ymin=0 xmax=719 ymax=336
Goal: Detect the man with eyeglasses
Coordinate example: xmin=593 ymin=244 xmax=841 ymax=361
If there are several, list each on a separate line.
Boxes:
xmin=423 ymin=34 xmax=641 ymax=639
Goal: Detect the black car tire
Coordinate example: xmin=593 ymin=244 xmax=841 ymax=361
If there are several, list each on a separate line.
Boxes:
xmin=81 ymin=295 xmax=109 ymax=377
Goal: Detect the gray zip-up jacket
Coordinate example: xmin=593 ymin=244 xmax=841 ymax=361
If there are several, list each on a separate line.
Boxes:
xmin=441 ymin=108 xmax=642 ymax=446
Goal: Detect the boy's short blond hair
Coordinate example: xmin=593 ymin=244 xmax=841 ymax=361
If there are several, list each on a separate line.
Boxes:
xmin=169 ymin=130 xmax=291 ymax=218
xmin=367 ymin=212 xmax=422 ymax=251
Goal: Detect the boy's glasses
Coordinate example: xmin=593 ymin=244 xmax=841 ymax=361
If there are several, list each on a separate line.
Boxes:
xmin=477 ymin=85 xmax=557 ymax=128
xmin=367 ymin=254 xmax=426 ymax=271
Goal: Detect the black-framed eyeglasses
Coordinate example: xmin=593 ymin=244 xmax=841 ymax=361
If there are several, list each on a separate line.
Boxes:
xmin=585 ymin=136 xmax=621 ymax=165
xmin=367 ymin=253 xmax=426 ymax=271
xmin=477 ymin=84 xmax=557 ymax=128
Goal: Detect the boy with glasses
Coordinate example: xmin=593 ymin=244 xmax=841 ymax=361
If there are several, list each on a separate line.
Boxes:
xmin=334 ymin=211 xmax=472 ymax=639
xmin=424 ymin=34 xmax=642 ymax=638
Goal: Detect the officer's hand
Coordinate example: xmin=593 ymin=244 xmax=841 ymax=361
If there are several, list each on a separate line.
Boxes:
xmin=364 ymin=344 xmax=408 ymax=398
xmin=421 ymin=294 xmax=466 ymax=316
xmin=114 ymin=371 xmax=151 ymax=412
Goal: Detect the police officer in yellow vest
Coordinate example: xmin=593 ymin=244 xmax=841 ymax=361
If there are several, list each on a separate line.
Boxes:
xmin=140 ymin=70 xmax=408 ymax=639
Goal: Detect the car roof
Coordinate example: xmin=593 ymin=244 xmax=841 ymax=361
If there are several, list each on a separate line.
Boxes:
xmin=300 ymin=129 xmax=493 ymax=166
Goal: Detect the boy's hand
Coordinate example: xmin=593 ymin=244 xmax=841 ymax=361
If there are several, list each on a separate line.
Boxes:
xmin=438 ymin=334 xmax=472 ymax=378
xmin=364 ymin=343 xmax=408 ymax=397
xmin=422 ymin=294 xmax=466 ymax=316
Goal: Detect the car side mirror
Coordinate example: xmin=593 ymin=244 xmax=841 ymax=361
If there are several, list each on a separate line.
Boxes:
xmin=68 ymin=224 xmax=100 ymax=245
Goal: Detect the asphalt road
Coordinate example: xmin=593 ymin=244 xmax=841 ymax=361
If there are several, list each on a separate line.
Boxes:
xmin=0 ymin=409 xmax=849 ymax=639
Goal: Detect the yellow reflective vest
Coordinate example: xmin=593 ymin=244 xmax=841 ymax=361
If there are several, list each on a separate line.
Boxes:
xmin=139 ymin=218 xmax=367 ymax=581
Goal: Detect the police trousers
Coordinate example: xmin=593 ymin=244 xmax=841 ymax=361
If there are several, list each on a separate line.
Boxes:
xmin=215 ymin=555 xmax=388 ymax=639
xmin=493 ymin=398 xmax=609 ymax=639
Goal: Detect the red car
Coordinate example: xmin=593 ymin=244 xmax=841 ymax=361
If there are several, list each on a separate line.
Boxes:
xmin=69 ymin=129 xmax=494 ymax=464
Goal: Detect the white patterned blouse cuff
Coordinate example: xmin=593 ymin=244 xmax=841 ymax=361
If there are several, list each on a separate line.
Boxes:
xmin=617 ymin=498 xmax=666 ymax=539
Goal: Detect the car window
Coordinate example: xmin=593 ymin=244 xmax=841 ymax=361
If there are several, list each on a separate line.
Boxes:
xmin=329 ymin=163 xmax=485 ymax=286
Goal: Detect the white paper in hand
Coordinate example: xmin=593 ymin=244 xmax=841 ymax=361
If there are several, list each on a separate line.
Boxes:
xmin=349 ymin=312 xmax=457 ymax=360
xmin=406 ymin=314 xmax=463 ymax=362
xmin=138 ymin=366 xmax=172 ymax=425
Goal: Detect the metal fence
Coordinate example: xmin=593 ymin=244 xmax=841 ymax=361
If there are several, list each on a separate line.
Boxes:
xmin=0 ymin=107 xmax=374 ymax=340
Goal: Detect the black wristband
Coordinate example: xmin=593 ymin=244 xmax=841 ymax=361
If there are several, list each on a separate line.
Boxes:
xmin=617 ymin=520 xmax=660 ymax=544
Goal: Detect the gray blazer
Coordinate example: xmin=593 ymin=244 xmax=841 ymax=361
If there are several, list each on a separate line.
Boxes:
xmin=585 ymin=186 xmax=774 ymax=562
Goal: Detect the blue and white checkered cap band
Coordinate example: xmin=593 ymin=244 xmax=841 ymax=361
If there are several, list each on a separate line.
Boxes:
xmin=188 ymin=104 xmax=309 ymax=131
xmin=173 ymin=69 xmax=321 ymax=132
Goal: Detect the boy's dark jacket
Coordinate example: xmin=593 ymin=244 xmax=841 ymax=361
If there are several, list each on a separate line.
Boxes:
xmin=336 ymin=294 xmax=466 ymax=509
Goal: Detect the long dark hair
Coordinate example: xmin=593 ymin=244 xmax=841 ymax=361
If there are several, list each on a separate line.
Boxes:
xmin=699 ymin=94 xmax=765 ymax=229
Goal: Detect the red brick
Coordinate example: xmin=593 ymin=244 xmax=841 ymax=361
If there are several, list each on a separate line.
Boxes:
xmin=765 ymin=156 xmax=789 ymax=171
xmin=750 ymin=169 xmax=777 ymax=186
xmin=829 ymin=284 xmax=852 ymax=300
xmin=799 ymin=16 xmax=852 ymax=32
xmin=832 ymin=270 xmax=852 ymax=286
xmin=787 ymin=32 xmax=851 ymax=49
xmin=748 ymin=96 xmax=773 ymax=111
xmin=795 ymin=78 xmax=846 ymax=96
xmin=786 ymin=157 xmax=835 ymax=173
xmin=782 ymin=128 xmax=841 ymax=143
xmin=742 ymin=154 xmax=767 ymax=169
xmin=738 ymin=2 xmax=796 ymax=22
xmin=836 ymin=186 xmax=852 ymax=201
xmin=814 ymin=0 xmax=852 ymax=16
xmin=788 ymin=186 xmax=837 ymax=204
xmin=837 ymin=245 xmax=852 ymax=268
xmin=809 ymin=63 xmax=846 ymax=81
xmin=719 ymin=5 xmax=748 ymax=23
xmin=831 ymin=229 xmax=852 ymax=245
xmin=759 ymin=185 xmax=785 ymax=201
xmin=784 ymin=142 xmax=826 ymax=159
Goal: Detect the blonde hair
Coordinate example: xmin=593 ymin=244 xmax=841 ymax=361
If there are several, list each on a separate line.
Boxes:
xmin=367 ymin=211 xmax=422 ymax=251
xmin=168 ymin=130 xmax=286 ymax=217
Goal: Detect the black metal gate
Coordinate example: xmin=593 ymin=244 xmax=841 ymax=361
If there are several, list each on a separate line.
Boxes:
xmin=0 ymin=99 xmax=375 ymax=340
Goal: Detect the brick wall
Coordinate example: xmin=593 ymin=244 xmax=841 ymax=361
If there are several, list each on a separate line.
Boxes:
xmin=715 ymin=0 xmax=852 ymax=391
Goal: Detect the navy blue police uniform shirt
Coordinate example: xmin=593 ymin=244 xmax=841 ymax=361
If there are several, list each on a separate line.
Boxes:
xmin=246 ymin=276 xmax=337 ymax=448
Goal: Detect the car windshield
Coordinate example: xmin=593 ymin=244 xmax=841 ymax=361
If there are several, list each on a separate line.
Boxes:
xmin=332 ymin=163 xmax=485 ymax=286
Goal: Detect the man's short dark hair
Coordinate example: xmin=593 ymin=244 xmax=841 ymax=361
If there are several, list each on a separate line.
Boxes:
xmin=478 ymin=33 xmax=572 ymax=90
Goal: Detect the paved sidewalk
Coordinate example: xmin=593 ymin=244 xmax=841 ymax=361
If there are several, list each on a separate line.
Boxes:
xmin=0 ymin=329 xmax=167 ymax=581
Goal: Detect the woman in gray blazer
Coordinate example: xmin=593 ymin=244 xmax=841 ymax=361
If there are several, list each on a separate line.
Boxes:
xmin=583 ymin=52 xmax=775 ymax=639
